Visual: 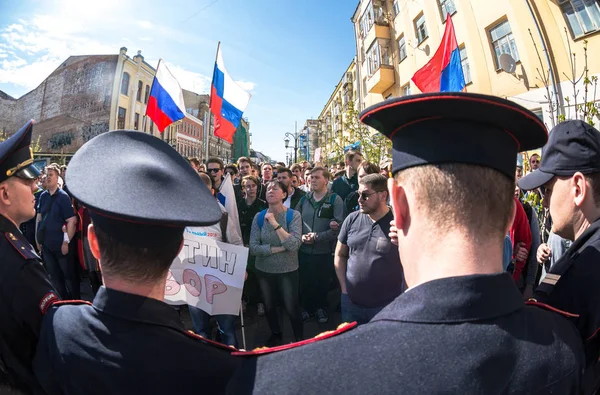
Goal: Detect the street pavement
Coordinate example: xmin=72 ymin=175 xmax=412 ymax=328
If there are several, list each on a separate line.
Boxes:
xmin=79 ymin=274 xmax=343 ymax=350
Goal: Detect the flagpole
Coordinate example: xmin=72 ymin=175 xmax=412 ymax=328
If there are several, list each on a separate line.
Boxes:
xmin=205 ymin=42 xmax=221 ymax=162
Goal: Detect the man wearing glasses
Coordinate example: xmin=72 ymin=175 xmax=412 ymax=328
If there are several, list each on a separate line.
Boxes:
xmin=334 ymin=174 xmax=403 ymax=325
xmin=206 ymin=157 xmax=241 ymax=202
xmin=0 ymin=121 xmax=59 ymax=393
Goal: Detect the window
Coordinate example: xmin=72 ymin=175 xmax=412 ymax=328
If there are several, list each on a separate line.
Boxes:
xmin=532 ymin=109 xmax=544 ymax=123
xmin=359 ymin=2 xmax=374 ymax=38
xmin=560 ymin=0 xmax=600 ymax=37
xmin=398 ymin=35 xmax=407 ymax=62
xmin=402 ymin=83 xmax=412 ymax=96
xmin=134 ymin=113 xmax=140 ymax=130
xmin=366 ymin=38 xmax=392 ymax=77
xmin=414 ymin=14 xmax=428 ymax=44
xmin=439 ymin=0 xmax=457 ymax=20
xmin=393 ymin=0 xmax=400 ymax=17
xmin=118 ymin=107 xmax=126 ymax=129
xmin=460 ymin=46 xmax=472 ymax=84
xmin=144 ymin=85 xmax=150 ymax=104
xmin=150 ymin=120 xmax=154 ymax=133
xmin=120 ymin=72 xmax=130 ymax=96
xmin=385 ymin=93 xmax=393 ymax=99
xmin=136 ymin=81 xmax=143 ymax=101
xmin=362 ymin=78 xmax=367 ymax=97
xmin=489 ymin=20 xmax=520 ymax=69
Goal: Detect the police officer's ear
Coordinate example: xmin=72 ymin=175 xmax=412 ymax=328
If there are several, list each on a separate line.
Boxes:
xmin=388 ymin=177 xmax=409 ymax=233
xmin=572 ymin=172 xmax=588 ymax=208
xmin=87 ymin=224 xmax=102 ymax=261
xmin=0 ymin=180 xmax=11 ymax=205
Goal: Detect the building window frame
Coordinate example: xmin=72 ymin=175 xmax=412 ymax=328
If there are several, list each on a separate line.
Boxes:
xmin=134 ymin=113 xmax=140 ymax=130
xmin=144 ymin=85 xmax=150 ymax=104
xmin=459 ymin=45 xmax=472 ymax=84
xmin=393 ymin=0 xmax=400 ymax=18
xmin=402 ymin=83 xmax=412 ymax=96
xmin=438 ymin=0 xmax=457 ymax=21
xmin=559 ymin=0 xmax=600 ymax=38
xmin=414 ymin=13 xmax=428 ymax=45
xmin=398 ymin=34 xmax=407 ymax=63
xmin=136 ymin=81 xmax=143 ymax=102
xmin=118 ymin=107 xmax=126 ymax=129
xmin=359 ymin=1 xmax=374 ymax=39
xmin=120 ymin=72 xmax=130 ymax=96
xmin=366 ymin=38 xmax=392 ymax=77
xmin=488 ymin=19 xmax=520 ymax=70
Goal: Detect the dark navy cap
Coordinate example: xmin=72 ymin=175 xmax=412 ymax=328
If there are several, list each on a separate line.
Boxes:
xmin=518 ymin=120 xmax=600 ymax=190
xmin=0 ymin=120 xmax=41 ymax=183
xmin=360 ymin=92 xmax=548 ymax=179
xmin=65 ymin=130 xmax=222 ymax=247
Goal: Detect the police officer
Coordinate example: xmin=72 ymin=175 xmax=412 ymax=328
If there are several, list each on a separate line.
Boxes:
xmin=518 ymin=120 xmax=600 ymax=394
xmin=32 ymin=130 xmax=240 ymax=394
xmin=228 ymin=93 xmax=584 ymax=394
xmin=0 ymin=120 xmax=59 ymax=393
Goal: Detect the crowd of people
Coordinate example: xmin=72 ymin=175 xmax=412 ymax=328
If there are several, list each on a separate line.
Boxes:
xmin=0 ymin=91 xmax=599 ymax=394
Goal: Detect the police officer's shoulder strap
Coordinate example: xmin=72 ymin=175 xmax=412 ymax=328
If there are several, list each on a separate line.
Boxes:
xmin=182 ymin=330 xmax=238 ymax=351
xmin=52 ymin=300 xmax=92 ymax=307
xmin=231 ymin=322 xmax=357 ymax=356
xmin=4 ymin=231 xmax=39 ymax=260
xmin=525 ymin=299 xmax=580 ymax=319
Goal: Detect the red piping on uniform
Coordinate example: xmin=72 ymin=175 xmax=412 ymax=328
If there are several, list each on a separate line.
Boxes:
xmin=526 ymin=300 xmax=579 ymax=317
xmin=586 ymin=326 xmax=600 ymax=342
xmin=183 ymin=330 xmax=237 ymax=351
xmin=360 ymin=96 xmax=546 ymax=132
xmin=389 ymin=116 xmax=442 ymax=139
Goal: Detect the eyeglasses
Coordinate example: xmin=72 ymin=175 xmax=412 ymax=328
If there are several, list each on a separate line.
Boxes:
xmin=530 ymin=160 xmax=540 ymax=164
xmin=359 ymin=191 xmax=379 ymax=201
xmin=207 ymin=168 xmax=221 ymax=173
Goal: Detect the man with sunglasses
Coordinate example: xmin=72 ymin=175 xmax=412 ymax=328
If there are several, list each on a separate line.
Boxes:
xmin=0 ymin=120 xmax=59 ymax=393
xmin=334 ymin=174 xmax=403 ymax=325
xmin=207 ymin=157 xmax=242 ymax=202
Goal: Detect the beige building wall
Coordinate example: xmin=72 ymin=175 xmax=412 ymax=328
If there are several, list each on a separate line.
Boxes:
xmin=350 ymin=0 xmax=600 ymax=128
xmin=317 ymin=59 xmax=359 ymax=161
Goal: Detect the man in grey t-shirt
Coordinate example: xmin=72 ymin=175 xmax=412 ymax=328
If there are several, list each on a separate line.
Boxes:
xmin=334 ymin=174 xmax=404 ymax=324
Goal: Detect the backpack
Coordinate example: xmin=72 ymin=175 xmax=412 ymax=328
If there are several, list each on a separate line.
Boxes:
xmin=257 ymin=209 xmax=294 ymax=229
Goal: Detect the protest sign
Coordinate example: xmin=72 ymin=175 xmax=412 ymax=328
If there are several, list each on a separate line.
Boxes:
xmin=164 ymin=229 xmax=248 ymax=315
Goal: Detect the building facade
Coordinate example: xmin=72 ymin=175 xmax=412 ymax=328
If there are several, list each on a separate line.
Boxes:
xmin=350 ymin=0 xmax=600 ymax=128
xmin=0 ymin=47 xmax=236 ymax=162
xmin=317 ymin=59 xmax=359 ymax=162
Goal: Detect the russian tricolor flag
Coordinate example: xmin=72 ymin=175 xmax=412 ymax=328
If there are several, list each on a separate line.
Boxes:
xmin=411 ymin=14 xmax=466 ymax=93
xmin=210 ymin=46 xmax=251 ymax=144
xmin=146 ymin=60 xmax=186 ymax=133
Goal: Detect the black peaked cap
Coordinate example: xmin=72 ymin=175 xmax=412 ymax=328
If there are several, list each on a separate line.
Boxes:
xmin=0 ymin=120 xmax=41 ymax=183
xmin=360 ymin=92 xmax=548 ymax=179
xmin=66 ymin=130 xmax=222 ymax=247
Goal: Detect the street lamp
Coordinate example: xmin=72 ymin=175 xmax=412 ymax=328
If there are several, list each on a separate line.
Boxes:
xmin=283 ymin=122 xmax=306 ymax=165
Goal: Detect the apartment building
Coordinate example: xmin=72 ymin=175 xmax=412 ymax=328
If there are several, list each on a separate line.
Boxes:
xmin=351 ymin=0 xmax=600 ymax=127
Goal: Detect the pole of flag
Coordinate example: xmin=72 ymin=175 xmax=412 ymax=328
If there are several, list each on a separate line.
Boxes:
xmin=205 ymin=41 xmax=221 ymax=161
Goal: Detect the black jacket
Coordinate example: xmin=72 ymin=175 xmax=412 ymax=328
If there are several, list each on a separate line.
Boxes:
xmin=0 ymin=214 xmax=59 ymax=394
xmin=228 ymin=273 xmax=584 ymax=394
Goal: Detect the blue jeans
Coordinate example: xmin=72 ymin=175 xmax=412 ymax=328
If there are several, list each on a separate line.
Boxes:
xmin=341 ymin=293 xmax=384 ymax=325
xmin=188 ymin=306 xmax=238 ymax=347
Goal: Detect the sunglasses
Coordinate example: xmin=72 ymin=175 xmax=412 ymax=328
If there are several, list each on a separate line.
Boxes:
xmin=207 ymin=168 xmax=221 ymax=173
xmin=530 ymin=160 xmax=540 ymax=164
xmin=359 ymin=191 xmax=379 ymax=201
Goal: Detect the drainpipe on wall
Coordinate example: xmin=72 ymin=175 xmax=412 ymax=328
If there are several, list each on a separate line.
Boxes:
xmin=525 ymin=0 xmax=564 ymax=122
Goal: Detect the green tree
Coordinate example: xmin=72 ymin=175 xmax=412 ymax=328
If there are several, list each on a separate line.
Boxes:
xmin=342 ymin=101 xmax=392 ymax=165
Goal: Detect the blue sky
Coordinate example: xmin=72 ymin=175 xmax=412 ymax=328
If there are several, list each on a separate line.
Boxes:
xmin=0 ymin=0 xmax=357 ymax=161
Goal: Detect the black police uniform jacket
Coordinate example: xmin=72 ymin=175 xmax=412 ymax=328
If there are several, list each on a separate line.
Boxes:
xmin=0 ymin=214 xmax=58 ymax=393
xmin=228 ymin=273 xmax=584 ymax=394
xmin=33 ymin=287 xmax=240 ymax=395
xmin=534 ymin=218 xmax=600 ymax=394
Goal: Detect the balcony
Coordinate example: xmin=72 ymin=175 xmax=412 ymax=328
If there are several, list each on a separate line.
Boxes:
xmin=367 ymin=65 xmax=395 ymax=94
xmin=364 ymin=23 xmax=390 ymax=49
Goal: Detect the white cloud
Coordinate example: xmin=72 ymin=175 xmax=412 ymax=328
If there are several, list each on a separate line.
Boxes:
xmin=137 ymin=21 xmax=153 ymax=29
xmin=235 ymin=80 xmax=256 ymax=93
xmin=155 ymin=60 xmax=212 ymax=95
